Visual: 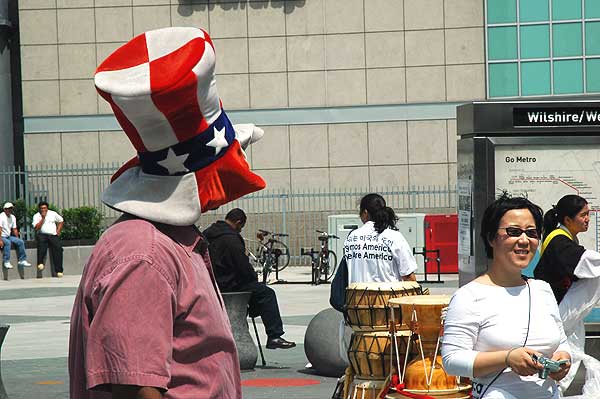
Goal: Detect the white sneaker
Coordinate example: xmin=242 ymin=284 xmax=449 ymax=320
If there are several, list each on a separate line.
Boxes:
xmin=37 ymin=263 xmax=45 ymax=271
xmin=56 ymin=272 xmax=63 ymax=278
xmin=18 ymin=260 xmax=31 ymax=267
xmin=3 ymin=261 xmax=13 ymax=269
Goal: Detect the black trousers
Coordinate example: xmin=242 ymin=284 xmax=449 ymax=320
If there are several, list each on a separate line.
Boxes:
xmin=238 ymin=281 xmax=284 ymax=339
xmin=36 ymin=233 xmax=63 ymax=273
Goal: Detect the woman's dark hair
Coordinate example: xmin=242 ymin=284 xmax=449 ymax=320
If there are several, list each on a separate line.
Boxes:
xmin=543 ymin=195 xmax=588 ymax=235
xmin=360 ymin=193 xmax=398 ymax=234
xmin=480 ymin=193 xmax=543 ymax=259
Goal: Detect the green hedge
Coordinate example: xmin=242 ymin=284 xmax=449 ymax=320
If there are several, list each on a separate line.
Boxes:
xmin=60 ymin=207 xmax=103 ymax=240
xmin=4 ymin=199 xmax=102 ymax=241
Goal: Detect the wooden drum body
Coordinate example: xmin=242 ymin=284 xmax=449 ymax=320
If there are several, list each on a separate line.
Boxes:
xmin=345 ymin=282 xmax=424 ymax=331
xmin=348 ymin=331 xmax=415 ymax=380
xmin=387 ymin=295 xmax=461 ymax=393
xmin=388 ymin=295 xmax=450 ymax=354
xmin=348 ymin=379 xmax=386 ymax=399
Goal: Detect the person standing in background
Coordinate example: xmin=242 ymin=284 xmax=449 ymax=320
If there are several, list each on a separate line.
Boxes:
xmin=534 ymin=194 xmax=600 ymax=393
xmin=32 ymin=201 xmax=64 ymax=277
xmin=343 ymin=193 xmax=417 ymax=283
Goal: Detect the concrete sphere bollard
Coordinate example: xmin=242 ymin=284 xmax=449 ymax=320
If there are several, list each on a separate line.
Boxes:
xmin=304 ymin=308 xmax=351 ymax=377
xmin=221 ymin=292 xmax=258 ymax=370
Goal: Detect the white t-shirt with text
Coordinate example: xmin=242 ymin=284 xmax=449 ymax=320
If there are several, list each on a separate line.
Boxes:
xmin=343 ymin=221 xmax=418 ymax=283
xmin=32 ymin=210 xmax=64 ymax=236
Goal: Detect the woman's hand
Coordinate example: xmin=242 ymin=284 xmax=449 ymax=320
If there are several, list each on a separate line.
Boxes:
xmin=506 ymin=347 xmax=544 ymax=376
xmin=548 ymin=351 xmax=571 ymax=382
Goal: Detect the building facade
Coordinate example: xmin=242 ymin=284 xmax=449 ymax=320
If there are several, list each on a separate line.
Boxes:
xmin=14 ymin=0 xmax=487 ymax=193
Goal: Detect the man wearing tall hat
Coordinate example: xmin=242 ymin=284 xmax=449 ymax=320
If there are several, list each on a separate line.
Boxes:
xmin=69 ymin=27 xmax=266 ymax=399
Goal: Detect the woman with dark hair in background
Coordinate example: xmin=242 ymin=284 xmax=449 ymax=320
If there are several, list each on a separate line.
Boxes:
xmin=442 ymin=194 xmax=570 ymax=399
xmin=534 ymin=194 xmax=600 ymax=393
xmin=343 ymin=193 xmax=417 ymax=283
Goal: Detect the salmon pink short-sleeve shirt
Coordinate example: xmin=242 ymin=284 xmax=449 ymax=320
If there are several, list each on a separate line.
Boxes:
xmin=68 ymin=216 xmax=241 ymax=399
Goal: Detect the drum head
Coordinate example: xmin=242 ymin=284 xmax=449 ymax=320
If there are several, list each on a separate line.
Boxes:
xmin=347 ymin=281 xmax=421 ymax=291
xmin=388 ymin=294 xmax=450 ymax=307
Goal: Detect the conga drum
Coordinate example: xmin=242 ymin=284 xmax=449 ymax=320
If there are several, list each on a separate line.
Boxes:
xmin=348 ymin=379 xmax=386 ymax=399
xmin=347 ymin=331 xmax=415 ymax=380
xmin=345 ymin=282 xmax=425 ymax=331
xmin=387 ymin=295 xmax=470 ymax=396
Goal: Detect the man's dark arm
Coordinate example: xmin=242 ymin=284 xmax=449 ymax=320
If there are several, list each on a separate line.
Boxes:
xmin=112 ymin=385 xmax=163 ymax=399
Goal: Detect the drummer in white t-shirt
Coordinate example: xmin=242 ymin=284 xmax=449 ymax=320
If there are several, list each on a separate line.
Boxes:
xmin=343 ymin=193 xmax=417 ymax=283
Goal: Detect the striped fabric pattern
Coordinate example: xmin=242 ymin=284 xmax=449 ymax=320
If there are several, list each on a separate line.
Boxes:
xmin=95 ymin=27 xmax=220 ymax=152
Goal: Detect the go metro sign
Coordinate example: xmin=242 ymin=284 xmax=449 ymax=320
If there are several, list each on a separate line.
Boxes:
xmin=513 ymin=107 xmax=600 ymax=127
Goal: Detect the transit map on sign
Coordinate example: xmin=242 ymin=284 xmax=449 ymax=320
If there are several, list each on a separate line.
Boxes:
xmin=495 ymin=145 xmax=600 ymax=251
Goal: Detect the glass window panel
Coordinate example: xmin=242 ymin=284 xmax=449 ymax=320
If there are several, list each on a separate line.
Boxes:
xmin=488 ymin=26 xmax=518 ymax=60
xmin=585 ymin=0 xmax=600 ymax=18
xmin=586 ymin=59 xmax=600 ymax=92
xmin=553 ymin=23 xmax=583 ymax=57
xmin=487 ymin=0 xmax=517 ymax=23
xmin=586 ymin=22 xmax=600 ymax=56
xmin=554 ymin=59 xmax=583 ymax=94
xmin=520 ymin=0 xmax=549 ymax=22
xmin=553 ymin=0 xmax=582 ymax=20
xmin=489 ymin=63 xmax=519 ymax=97
xmin=520 ymin=25 xmax=550 ymax=59
xmin=521 ymin=61 xmax=551 ymax=96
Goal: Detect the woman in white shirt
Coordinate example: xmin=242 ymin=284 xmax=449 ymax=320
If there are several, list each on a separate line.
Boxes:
xmin=442 ymin=194 xmax=571 ymax=399
xmin=343 ymin=193 xmax=417 ymax=283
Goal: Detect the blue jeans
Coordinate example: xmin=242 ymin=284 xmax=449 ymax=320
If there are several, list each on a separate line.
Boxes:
xmin=2 ymin=236 xmax=27 ymax=262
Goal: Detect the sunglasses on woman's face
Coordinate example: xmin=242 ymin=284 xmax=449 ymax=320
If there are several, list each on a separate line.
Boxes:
xmin=499 ymin=227 xmax=539 ymax=239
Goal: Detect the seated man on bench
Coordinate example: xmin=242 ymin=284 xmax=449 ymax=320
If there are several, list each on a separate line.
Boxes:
xmin=0 ymin=202 xmax=32 ymax=269
xmin=203 ymin=208 xmax=295 ymax=350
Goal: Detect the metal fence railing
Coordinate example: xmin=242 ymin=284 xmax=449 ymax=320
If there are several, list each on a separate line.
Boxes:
xmin=0 ymin=164 xmax=457 ymax=259
xmin=196 ymin=187 xmax=457 ymax=265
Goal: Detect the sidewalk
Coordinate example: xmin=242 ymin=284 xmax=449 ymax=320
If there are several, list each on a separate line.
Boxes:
xmin=0 ymin=269 xmax=467 ymax=399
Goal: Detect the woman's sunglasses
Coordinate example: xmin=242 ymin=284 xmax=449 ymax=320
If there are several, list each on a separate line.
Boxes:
xmin=499 ymin=227 xmax=539 ymax=239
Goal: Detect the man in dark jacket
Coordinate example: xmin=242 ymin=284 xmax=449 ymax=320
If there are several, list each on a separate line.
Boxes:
xmin=203 ymin=208 xmax=296 ymax=349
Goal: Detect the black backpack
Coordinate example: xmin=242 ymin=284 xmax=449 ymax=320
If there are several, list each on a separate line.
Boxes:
xmin=329 ymin=257 xmax=348 ymax=313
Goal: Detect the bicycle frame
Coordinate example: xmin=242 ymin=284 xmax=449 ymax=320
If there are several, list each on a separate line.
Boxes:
xmin=254 ymin=230 xmax=289 ymax=284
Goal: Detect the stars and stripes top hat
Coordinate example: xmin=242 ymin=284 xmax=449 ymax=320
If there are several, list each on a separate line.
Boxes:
xmin=95 ymin=27 xmax=266 ymax=226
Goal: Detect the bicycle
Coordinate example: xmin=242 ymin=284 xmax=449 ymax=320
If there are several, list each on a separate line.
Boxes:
xmin=252 ymin=229 xmax=290 ymax=284
xmin=301 ymin=230 xmax=338 ymax=285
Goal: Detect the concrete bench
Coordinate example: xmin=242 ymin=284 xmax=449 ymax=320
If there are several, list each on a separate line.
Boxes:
xmin=1 ymin=243 xmax=93 ymax=281
xmin=221 ymin=292 xmax=258 ymax=370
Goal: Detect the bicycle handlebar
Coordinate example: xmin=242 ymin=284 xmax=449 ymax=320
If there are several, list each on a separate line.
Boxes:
xmin=257 ymin=229 xmax=288 ymax=238
xmin=315 ymin=230 xmax=339 ymax=239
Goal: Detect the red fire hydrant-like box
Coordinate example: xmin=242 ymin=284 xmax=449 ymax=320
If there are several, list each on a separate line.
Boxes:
xmin=424 ymin=214 xmax=458 ymax=274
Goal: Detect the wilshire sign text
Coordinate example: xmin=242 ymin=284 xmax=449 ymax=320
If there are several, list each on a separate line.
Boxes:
xmin=514 ymin=107 xmax=600 ymax=127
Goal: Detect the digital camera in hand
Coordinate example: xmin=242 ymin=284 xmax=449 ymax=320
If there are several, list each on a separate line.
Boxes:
xmin=531 ymin=354 xmax=569 ymax=379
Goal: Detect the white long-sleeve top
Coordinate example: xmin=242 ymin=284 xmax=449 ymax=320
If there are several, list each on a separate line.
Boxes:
xmin=441 ymin=279 xmax=570 ymax=399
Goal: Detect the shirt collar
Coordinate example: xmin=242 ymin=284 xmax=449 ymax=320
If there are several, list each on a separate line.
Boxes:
xmin=559 ymin=223 xmax=578 ymax=244
xmin=118 ymin=214 xmax=203 ymax=257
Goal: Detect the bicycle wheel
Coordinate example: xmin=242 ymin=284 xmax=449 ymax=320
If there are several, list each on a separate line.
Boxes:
xmin=261 ymin=256 xmax=271 ymax=284
xmin=312 ymin=260 xmax=320 ymax=285
xmin=320 ymin=250 xmax=337 ymax=282
xmin=272 ymin=240 xmax=290 ymax=271
xmin=248 ymin=251 xmax=261 ymax=275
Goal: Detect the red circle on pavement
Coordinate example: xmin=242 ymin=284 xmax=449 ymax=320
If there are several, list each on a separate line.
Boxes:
xmin=242 ymin=378 xmax=320 ymax=387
